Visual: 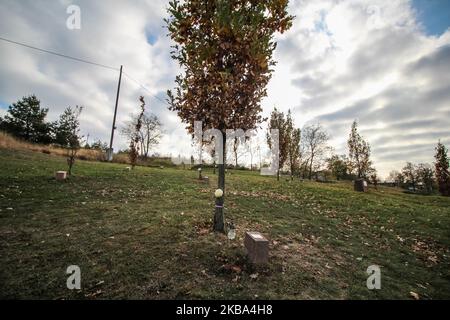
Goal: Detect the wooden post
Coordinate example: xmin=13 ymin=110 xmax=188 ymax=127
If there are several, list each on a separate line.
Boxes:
xmin=108 ymin=65 xmax=123 ymax=160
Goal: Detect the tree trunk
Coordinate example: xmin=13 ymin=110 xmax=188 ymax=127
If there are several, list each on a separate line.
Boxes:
xmin=309 ymin=158 xmax=313 ymax=180
xmin=145 ymin=139 xmax=150 ymax=158
xmin=213 ymin=132 xmax=226 ymax=233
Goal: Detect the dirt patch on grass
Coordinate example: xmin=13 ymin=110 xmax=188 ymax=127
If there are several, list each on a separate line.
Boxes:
xmin=271 ymin=235 xmax=347 ymax=276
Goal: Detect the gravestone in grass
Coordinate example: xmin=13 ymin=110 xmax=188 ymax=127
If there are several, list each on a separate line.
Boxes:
xmin=244 ymin=231 xmax=269 ymax=264
xmin=354 ymin=179 xmax=368 ymax=192
xmin=55 ymin=171 xmax=67 ymax=181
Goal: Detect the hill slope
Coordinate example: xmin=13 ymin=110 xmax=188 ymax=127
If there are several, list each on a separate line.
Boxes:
xmin=0 ymin=148 xmax=449 ymax=299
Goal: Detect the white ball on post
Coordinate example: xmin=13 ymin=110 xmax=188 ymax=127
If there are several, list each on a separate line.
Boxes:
xmin=215 ymin=189 xmax=223 ymax=198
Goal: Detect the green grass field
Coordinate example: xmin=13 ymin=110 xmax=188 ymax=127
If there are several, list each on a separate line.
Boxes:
xmin=0 ymin=148 xmax=449 ymax=299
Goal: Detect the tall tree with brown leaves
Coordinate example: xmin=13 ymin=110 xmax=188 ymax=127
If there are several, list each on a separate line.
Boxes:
xmin=129 ymin=96 xmax=146 ymax=169
xmin=166 ymin=0 xmax=293 ymax=232
xmin=267 ymin=107 xmax=289 ymax=180
xmin=434 ymin=141 xmax=450 ymax=196
xmin=348 ymin=120 xmax=372 ymax=179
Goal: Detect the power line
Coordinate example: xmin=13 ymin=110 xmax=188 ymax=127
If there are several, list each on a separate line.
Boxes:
xmin=123 ymin=71 xmax=168 ymax=105
xmin=0 ymin=35 xmax=119 ymax=71
xmin=0 ymin=35 xmax=168 ymax=106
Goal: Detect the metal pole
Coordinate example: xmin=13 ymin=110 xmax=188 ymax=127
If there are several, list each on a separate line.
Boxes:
xmin=108 ymin=65 xmax=123 ymax=161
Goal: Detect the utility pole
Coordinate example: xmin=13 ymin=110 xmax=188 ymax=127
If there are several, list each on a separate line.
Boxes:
xmin=107 ymin=65 xmax=123 ymax=161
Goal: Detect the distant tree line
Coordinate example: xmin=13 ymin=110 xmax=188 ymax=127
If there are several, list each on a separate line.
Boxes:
xmin=263 ymin=109 xmax=450 ymax=197
xmin=264 ymin=109 xmax=375 ymax=183
xmin=386 ymin=142 xmax=450 ymax=196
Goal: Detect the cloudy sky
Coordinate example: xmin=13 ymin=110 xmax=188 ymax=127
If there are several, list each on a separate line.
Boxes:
xmin=0 ymin=0 xmax=449 ymax=178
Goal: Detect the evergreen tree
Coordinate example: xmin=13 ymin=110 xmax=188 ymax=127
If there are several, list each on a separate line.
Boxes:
xmin=434 ymin=141 xmax=450 ymax=196
xmin=1 ymin=95 xmax=52 ymax=143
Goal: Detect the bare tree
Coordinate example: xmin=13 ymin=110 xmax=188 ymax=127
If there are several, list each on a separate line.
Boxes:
xmin=121 ymin=111 xmax=162 ymax=158
xmin=141 ymin=114 xmax=162 ymax=158
xmin=62 ymin=106 xmax=83 ymax=176
xmin=302 ymin=123 xmax=330 ymax=180
xmin=231 ymin=137 xmax=242 ymax=168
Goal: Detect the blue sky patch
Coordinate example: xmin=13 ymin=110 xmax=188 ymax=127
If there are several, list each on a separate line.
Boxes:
xmin=146 ymin=30 xmax=159 ymax=45
xmin=412 ymin=0 xmax=450 ymax=36
xmin=0 ymin=100 xmax=9 ymax=110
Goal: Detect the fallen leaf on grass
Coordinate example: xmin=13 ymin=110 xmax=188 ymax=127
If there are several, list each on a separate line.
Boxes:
xmin=94 ymin=281 xmax=105 ymax=287
xmin=231 ymin=265 xmax=242 ymax=273
xmin=250 ymin=273 xmax=258 ymax=280
xmin=85 ymin=290 xmax=103 ymax=298
xmin=197 ymin=228 xmax=209 ymax=236
xmin=409 ymin=291 xmax=420 ymax=300
xmin=222 ymin=264 xmax=242 ymax=273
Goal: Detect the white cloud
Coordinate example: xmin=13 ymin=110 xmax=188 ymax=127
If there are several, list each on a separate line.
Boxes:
xmin=0 ymin=0 xmax=186 ymax=155
xmin=0 ymin=0 xmax=449 ymax=177
xmin=263 ymin=0 xmax=450 ymax=177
